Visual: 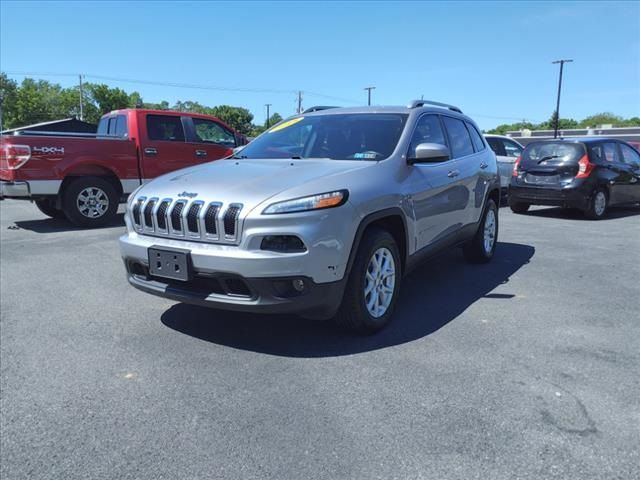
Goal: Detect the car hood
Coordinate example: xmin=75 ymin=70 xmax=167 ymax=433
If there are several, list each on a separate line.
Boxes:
xmin=136 ymin=158 xmax=372 ymax=213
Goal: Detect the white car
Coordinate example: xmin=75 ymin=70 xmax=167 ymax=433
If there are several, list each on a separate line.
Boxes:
xmin=484 ymin=135 xmax=524 ymax=189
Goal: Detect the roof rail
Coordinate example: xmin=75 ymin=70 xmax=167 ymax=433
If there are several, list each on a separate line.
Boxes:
xmin=408 ymin=99 xmax=463 ymax=114
xmin=302 ymin=106 xmax=339 ymax=113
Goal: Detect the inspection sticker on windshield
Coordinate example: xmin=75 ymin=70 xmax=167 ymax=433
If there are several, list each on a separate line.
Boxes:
xmin=268 ymin=117 xmax=304 ymax=133
xmin=354 ymin=152 xmax=377 ymax=159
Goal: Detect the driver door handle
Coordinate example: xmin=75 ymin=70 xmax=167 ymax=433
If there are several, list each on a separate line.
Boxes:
xmin=195 ymin=150 xmax=207 ymax=158
xmin=447 ymin=170 xmax=460 ymax=178
xmin=144 ymin=147 xmax=157 ymax=156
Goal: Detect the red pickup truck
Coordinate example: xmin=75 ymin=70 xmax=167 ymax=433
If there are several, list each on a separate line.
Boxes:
xmin=0 ymin=109 xmax=246 ymax=227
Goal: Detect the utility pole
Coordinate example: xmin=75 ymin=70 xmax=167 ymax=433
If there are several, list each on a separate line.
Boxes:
xmin=265 ymin=103 xmax=272 ymax=128
xmin=551 ymin=59 xmax=573 ymax=138
xmin=297 ymin=91 xmax=303 ymax=114
xmin=364 ymin=86 xmax=376 ymax=106
xmin=79 ymin=74 xmax=85 ymax=121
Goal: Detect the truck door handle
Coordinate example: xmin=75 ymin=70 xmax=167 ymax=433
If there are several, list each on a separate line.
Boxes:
xmin=447 ymin=170 xmax=460 ymax=178
xmin=479 ymin=162 xmax=488 ymax=169
xmin=195 ymin=150 xmax=207 ymax=158
xmin=144 ymin=147 xmax=157 ymax=155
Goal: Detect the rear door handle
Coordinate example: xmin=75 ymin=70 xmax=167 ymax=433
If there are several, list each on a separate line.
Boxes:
xmin=195 ymin=150 xmax=207 ymax=158
xmin=144 ymin=147 xmax=157 ymax=156
xmin=447 ymin=170 xmax=460 ymax=178
xmin=480 ymin=162 xmax=488 ymax=169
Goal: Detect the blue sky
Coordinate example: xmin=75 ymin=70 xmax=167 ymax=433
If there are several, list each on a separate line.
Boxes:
xmin=1 ymin=0 xmax=638 ymax=129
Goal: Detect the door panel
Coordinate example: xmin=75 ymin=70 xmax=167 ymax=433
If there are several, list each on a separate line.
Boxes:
xmin=408 ymin=161 xmax=467 ymax=250
xmin=619 ymin=143 xmax=640 ymax=203
xmin=190 ymin=117 xmax=236 ymax=163
xmin=141 ymin=114 xmax=194 ymax=179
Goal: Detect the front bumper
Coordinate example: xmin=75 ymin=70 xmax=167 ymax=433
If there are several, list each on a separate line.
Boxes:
xmin=124 ymin=260 xmax=346 ymax=319
xmin=509 ymin=180 xmax=591 ymax=210
xmin=0 ymin=180 xmax=30 ymax=199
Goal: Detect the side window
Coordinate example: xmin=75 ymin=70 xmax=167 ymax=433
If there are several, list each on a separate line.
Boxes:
xmin=590 ymin=145 xmax=605 ymax=164
xmin=193 ymin=118 xmax=236 ymax=147
xmin=486 ymin=137 xmax=506 ymax=156
xmin=408 ymin=114 xmax=447 ymax=157
xmin=620 ymin=144 xmax=640 ymax=166
xmin=502 ymin=139 xmax=523 ymax=158
xmin=442 ymin=116 xmax=474 ymax=158
xmin=603 ymin=143 xmax=620 ymax=163
xmin=146 ymin=115 xmax=185 ymax=142
xmin=465 ymin=122 xmax=485 ymax=152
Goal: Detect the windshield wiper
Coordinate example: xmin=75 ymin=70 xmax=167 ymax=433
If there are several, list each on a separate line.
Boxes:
xmin=231 ymin=155 xmax=247 ymax=159
xmin=537 ymin=155 xmax=560 ymax=164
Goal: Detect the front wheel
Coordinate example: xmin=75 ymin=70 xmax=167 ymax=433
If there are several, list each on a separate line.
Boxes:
xmin=35 ymin=199 xmax=66 ymax=220
xmin=334 ymin=228 xmax=401 ymax=334
xmin=61 ymin=177 xmax=119 ymax=228
xmin=464 ymin=198 xmax=498 ymax=264
xmin=584 ymin=188 xmax=608 ymax=220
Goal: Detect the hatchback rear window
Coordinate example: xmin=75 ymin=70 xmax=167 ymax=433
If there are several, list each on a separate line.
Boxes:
xmin=521 ymin=142 xmax=585 ymax=167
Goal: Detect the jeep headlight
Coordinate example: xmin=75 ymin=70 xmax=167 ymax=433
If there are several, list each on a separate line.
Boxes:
xmin=262 ymin=190 xmax=348 ymax=215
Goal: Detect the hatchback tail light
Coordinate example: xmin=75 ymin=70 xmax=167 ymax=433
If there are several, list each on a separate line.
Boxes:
xmin=512 ymin=155 xmax=521 ymax=177
xmin=1 ymin=144 xmax=32 ymax=170
xmin=575 ymin=154 xmax=594 ymax=179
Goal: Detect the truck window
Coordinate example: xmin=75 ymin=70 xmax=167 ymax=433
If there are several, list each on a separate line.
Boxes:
xmin=115 ymin=115 xmax=128 ymax=138
xmin=147 ymin=115 xmax=185 ymax=142
xmin=97 ymin=114 xmax=128 ymax=138
xmin=193 ymin=118 xmax=236 ymax=147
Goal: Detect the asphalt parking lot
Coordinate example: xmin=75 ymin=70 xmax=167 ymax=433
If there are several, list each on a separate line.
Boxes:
xmin=1 ymin=199 xmax=639 ymax=480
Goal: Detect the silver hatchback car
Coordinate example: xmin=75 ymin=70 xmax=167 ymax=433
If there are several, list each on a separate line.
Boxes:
xmin=120 ymin=100 xmax=500 ymax=333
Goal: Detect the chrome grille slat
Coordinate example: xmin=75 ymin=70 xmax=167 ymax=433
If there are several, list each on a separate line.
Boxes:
xmin=130 ymin=197 xmax=242 ymax=244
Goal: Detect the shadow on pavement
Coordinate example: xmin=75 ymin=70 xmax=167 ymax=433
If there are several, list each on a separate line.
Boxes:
xmin=12 ymin=213 xmax=125 ymax=233
xmin=161 ymin=241 xmax=535 ymax=358
xmin=524 ymin=205 xmax=640 ymax=221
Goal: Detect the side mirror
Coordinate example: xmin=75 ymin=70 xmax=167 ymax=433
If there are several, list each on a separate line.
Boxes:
xmin=408 ymin=143 xmax=450 ymax=164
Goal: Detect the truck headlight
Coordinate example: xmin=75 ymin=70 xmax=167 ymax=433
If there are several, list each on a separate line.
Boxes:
xmin=262 ymin=190 xmax=348 ymax=214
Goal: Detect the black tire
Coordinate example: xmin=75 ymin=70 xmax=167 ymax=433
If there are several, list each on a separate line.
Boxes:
xmin=584 ymin=188 xmax=608 ymax=220
xmin=509 ymin=199 xmax=530 ymax=214
xmin=334 ymin=228 xmax=402 ymax=334
xmin=35 ymin=199 xmax=66 ymax=220
xmin=464 ymin=198 xmax=499 ymax=264
xmin=61 ymin=177 xmax=119 ymax=228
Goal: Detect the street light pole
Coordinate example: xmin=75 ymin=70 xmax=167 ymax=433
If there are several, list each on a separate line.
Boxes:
xmin=265 ymin=103 xmax=272 ymax=128
xmin=364 ymin=86 xmax=376 ymax=106
xmin=551 ymin=59 xmax=573 ymax=139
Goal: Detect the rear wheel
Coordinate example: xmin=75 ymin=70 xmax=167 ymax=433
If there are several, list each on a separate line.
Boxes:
xmin=334 ymin=228 xmax=401 ymax=334
xmin=584 ymin=188 xmax=608 ymax=220
xmin=35 ymin=199 xmax=66 ymax=220
xmin=61 ymin=177 xmax=119 ymax=228
xmin=509 ymin=198 xmax=530 ymax=214
xmin=464 ymin=198 xmax=498 ymax=264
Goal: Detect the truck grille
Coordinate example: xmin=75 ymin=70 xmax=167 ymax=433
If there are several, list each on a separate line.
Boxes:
xmin=131 ymin=197 xmax=243 ymax=244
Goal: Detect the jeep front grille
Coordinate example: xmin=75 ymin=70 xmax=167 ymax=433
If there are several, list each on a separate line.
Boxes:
xmin=131 ymin=197 xmax=242 ymax=244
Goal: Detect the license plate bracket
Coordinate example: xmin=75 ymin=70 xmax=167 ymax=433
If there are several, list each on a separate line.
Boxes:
xmin=148 ymin=246 xmax=192 ymax=282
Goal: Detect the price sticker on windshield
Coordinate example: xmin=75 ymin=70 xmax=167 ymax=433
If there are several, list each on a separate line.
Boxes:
xmin=268 ymin=117 xmax=304 ymax=133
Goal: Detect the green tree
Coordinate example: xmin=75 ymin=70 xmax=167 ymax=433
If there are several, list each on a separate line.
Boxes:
xmin=0 ymin=72 xmax=19 ymax=129
xmin=209 ymin=105 xmax=254 ymax=135
xmin=578 ymin=112 xmax=625 ymax=128
xmin=86 ymin=83 xmax=131 ymax=116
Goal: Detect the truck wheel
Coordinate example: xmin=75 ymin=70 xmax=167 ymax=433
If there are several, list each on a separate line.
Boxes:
xmin=334 ymin=228 xmax=401 ymax=334
xmin=35 ymin=199 xmax=66 ymax=220
xmin=584 ymin=188 xmax=608 ymax=220
xmin=509 ymin=199 xmax=530 ymax=214
xmin=464 ymin=198 xmax=498 ymax=264
xmin=62 ymin=177 xmax=119 ymax=228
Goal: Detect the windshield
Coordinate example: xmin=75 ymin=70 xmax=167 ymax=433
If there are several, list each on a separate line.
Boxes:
xmin=521 ymin=142 xmax=586 ymax=167
xmin=236 ymin=113 xmax=408 ymax=160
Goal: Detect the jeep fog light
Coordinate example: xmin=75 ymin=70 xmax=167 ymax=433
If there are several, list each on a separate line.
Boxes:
xmin=292 ymin=279 xmax=305 ymax=292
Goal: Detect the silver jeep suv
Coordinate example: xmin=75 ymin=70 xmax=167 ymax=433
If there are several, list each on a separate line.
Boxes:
xmin=120 ymin=100 xmax=500 ymax=332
